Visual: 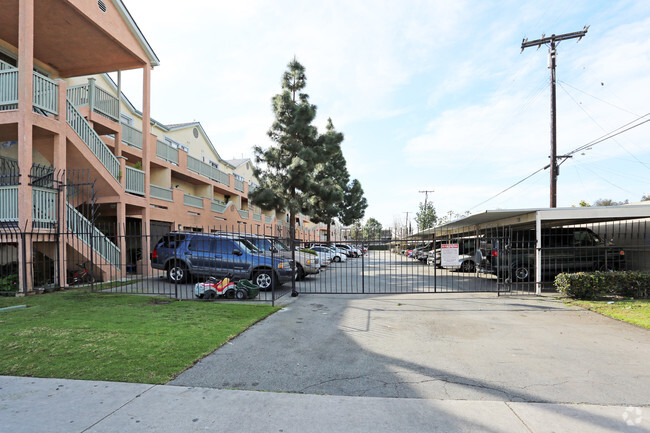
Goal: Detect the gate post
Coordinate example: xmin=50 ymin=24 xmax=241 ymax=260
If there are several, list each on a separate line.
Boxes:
xmin=361 ymin=239 xmax=365 ymax=294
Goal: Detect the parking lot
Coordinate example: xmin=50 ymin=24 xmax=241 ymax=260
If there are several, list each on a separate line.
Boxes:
xmin=105 ymin=251 xmax=507 ymax=301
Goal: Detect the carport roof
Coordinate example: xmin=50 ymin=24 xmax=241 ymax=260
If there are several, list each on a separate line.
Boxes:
xmin=413 ymin=203 xmax=650 ymax=238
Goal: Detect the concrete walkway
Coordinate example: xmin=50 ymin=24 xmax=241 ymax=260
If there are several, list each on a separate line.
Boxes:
xmin=1 ymin=376 xmax=648 ymax=432
xmin=2 ymin=293 xmax=649 ymax=432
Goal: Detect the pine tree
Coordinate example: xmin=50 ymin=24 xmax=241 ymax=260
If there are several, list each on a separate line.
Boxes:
xmin=310 ymin=118 xmax=349 ymax=242
xmin=339 ymin=179 xmax=367 ymax=227
xmin=250 ymin=58 xmax=321 ymax=296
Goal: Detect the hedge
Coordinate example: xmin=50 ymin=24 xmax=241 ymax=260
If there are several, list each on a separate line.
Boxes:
xmin=554 ymin=271 xmax=650 ymax=300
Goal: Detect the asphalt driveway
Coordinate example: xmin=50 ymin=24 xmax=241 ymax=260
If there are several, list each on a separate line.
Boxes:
xmin=169 ymin=293 xmax=650 ymax=406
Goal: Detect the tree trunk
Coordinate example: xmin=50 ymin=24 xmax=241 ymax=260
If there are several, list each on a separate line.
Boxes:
xmin=326 ymin=222 xmax=331 ymax=243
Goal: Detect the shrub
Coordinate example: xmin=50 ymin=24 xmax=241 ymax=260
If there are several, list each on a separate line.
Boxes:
xmin=555 ymin=271 xmax=650 ymax=300
xmin=300 ymin=248 xmax=317 ymax=256
xmin=0 ymin=274 xmax=18 ymax=293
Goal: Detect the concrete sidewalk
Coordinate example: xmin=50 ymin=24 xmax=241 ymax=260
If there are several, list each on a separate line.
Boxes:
xmin=1 ymin=376 xmax=648 ymax=432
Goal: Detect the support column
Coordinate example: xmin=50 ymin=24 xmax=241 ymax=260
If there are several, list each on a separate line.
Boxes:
xmin=141 ymin=66 xmax=151 ymax=199
xmin=140 ymin=66 xmax=152 ymax=276
xmin=55 ymin=80 xmax=67 ymax=287
xmin=16 ymin=0 xmax=35 ymax=294
xmin=116 ymin=201 xmax=127 ymax=276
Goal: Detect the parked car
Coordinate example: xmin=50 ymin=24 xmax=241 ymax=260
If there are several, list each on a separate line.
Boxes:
xmin=151 ymin=232 xmax=293 ymax=289
xmin=484 ymin=227 xmax=625 ymax=282
xmin=226 ymin=233 xmax=320 ymax=280
xmin=311 ymin=245 xmax=347 ymax=263
xmin=333 ymin=244 xmax=360 ymax=258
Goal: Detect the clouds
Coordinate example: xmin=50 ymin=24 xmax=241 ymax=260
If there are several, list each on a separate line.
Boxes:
xmin=117 ymin=0 xmax=650 ymax=228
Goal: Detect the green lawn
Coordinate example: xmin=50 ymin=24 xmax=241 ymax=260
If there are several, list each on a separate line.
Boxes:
xmin=568 ymin=299 xmax=650 ymax=329
xmin=0 ymin=290 xmax=279 ymax=384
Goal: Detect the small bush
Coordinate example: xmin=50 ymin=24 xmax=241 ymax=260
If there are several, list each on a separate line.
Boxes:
xmin=555 ymin=271 xmax=650 ymax=300
xmin=300 ymin=248 xmax=317 ymax=256
xmin=0 ymin=274 xmax=18 ymax=293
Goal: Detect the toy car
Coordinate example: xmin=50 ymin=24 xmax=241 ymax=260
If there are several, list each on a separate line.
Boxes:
xmin=194 ymin=275 xmax=259 ymax=300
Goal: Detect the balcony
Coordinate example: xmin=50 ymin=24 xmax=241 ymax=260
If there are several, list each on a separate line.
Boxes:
xmin=211 ymin=200 xmax=227 ymax=213
xmin=187 ymin=155 xmax=230 ymax=186
xmin=184 ymin=193 xmax=204 ymax=209
xmin=125 ymin=166 xmax=145 ymax=196
xmin=121 ymin=123 xmax=143 ymax=150
xmin=238 ymin=209 xmax=249 ymax=219
xmin=67 ymin=78 xmax=119 ymax=122
xmin=234 ymin=178 xmax=244 ymax=192
xmin=150 ymin=184 xmax=173 ymax=202
xmin=156 ymin=140 xmax=179 ymax=165
xmin=0 ymin=63 xmax=58 ymax=116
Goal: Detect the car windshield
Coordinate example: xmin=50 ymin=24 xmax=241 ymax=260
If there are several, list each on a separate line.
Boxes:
xmin=275 ymin=241 xmax=290 ymax=251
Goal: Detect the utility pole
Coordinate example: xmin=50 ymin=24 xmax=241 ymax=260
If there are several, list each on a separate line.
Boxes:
xmin=403 ymin=211 xmax=412 ymax=237
xmin=521 ymin=26 xmax=588 ymax=208
xmin=419 ymin=190 xmax=434 ymax=209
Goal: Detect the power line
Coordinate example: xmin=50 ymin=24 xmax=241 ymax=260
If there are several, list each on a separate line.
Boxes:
xmin=467 ymin=113 xmax=650 ymax=212
xmin=521 ymin=26 xmax=589 ymax=208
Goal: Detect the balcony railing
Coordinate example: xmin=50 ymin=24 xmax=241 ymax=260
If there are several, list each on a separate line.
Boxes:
xmin=187 ymin=155 xmax=230 ymax=186
xmin=156 ymin=140 xmax=179 ymax=165
xmin=32 ymin=72 xmax=58 ymax=116
xmin=253 ymin=213 xmax=262 ymax=222
xmin=0 ymin=186 xmax=18 ymax=222
xmin=67 ymin=79 xmax=119 ymax=122
xmin=265 ymin=216 xmax=273 ymax=224
xmin=238 ymin=209 xmax=249 ymax=219
xmin=184 ymin=193 xmax=204 ymax=209
xmin=121 ymin=122 xmax=143 ymax=149
xmin=234 ymin=178 xmax=244 ymax=192
xmin=0 ymin=61 xmax=17 ymax=111
xmin=125 ymin=166 xmax=145 ymax=196
xmin=211 ymin=200 xmax=227 ymax=213
xmin=67 ymin=203 xmax=120 ymax=268
xmin=66 ymin=100 xmax=120 ymax=180
xmin=150 ymin=184 xmax=173 ymax=202
xmin=32 ymin=187 xmax=58 ymax=229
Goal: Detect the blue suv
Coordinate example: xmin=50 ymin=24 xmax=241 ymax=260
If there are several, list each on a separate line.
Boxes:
xmin=151 ymin=232 xmax=292 ymax=290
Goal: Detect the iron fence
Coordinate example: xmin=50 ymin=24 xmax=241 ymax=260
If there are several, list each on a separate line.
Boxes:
xmin=2 ymin=216 xmax=649 ymax=301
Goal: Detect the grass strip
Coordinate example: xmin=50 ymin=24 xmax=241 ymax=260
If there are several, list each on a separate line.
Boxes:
xmin=0 ymin=290 xmax=278 ymax=384
xmin=567 ymin=299 xmax=650 ymax=329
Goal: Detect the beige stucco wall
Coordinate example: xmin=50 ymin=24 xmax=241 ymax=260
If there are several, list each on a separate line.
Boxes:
xmin=150 ymin=167 xmax=169 ymax=187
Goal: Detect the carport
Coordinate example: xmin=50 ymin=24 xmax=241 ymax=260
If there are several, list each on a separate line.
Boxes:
xmin=414 ymin=203 xmax=650 ymax=295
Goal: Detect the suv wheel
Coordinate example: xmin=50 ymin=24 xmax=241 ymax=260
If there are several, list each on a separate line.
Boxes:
xmin=253 ymin=269 xmax=276 ymax=291
xmin=460 ymin=260 xmax=475 ymax=273
xmin=168 ymin=261 xmax=188 ymax=284
xmin=296 ymin=264 xmax=305 ymax=281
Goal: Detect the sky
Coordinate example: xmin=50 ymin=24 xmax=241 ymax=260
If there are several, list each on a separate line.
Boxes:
xmin=117 ymin=0 xmax=650 ymax=231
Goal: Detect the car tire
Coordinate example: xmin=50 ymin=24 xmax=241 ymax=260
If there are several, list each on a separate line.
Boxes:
xmin=296 ymin=264 xmax=305 ymax=281
xmin=204 ymin=290 xmax=216 ymax=300
xmin=167 ymin=261 xmax=188 ymax=284
xmin=332 ymin=256 xmax=341 ymax=263
xmin=225 ymin=288 xmax=235 ymax=299
xmin=235 ymin=288 xmax=247 ymax=300
xmin=460 ymin=260 xmax=475 ymax=273
xmin=253 ymin=269 xmax=276 ymax=291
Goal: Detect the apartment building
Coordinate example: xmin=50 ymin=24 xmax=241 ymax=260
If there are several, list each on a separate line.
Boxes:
xmin=0 ymin=0 xmax=316 ymax=293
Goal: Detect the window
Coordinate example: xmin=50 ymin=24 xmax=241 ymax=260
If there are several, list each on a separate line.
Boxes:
xmin=120 ymin=113 xmax=134 ymax=126
xmin=208 ymin=160 xmax=220 ymax=169
xmin=188 ymin=238 xmax=214 ymax=253
xmin=164 ymin=136 xmax=188 ymax=153
xmin=234 ymin=174 xmax=244 ymax=181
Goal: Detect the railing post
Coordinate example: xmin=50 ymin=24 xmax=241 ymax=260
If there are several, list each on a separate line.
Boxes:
xmin=87 ymin=78 xmax=96 ymax=114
